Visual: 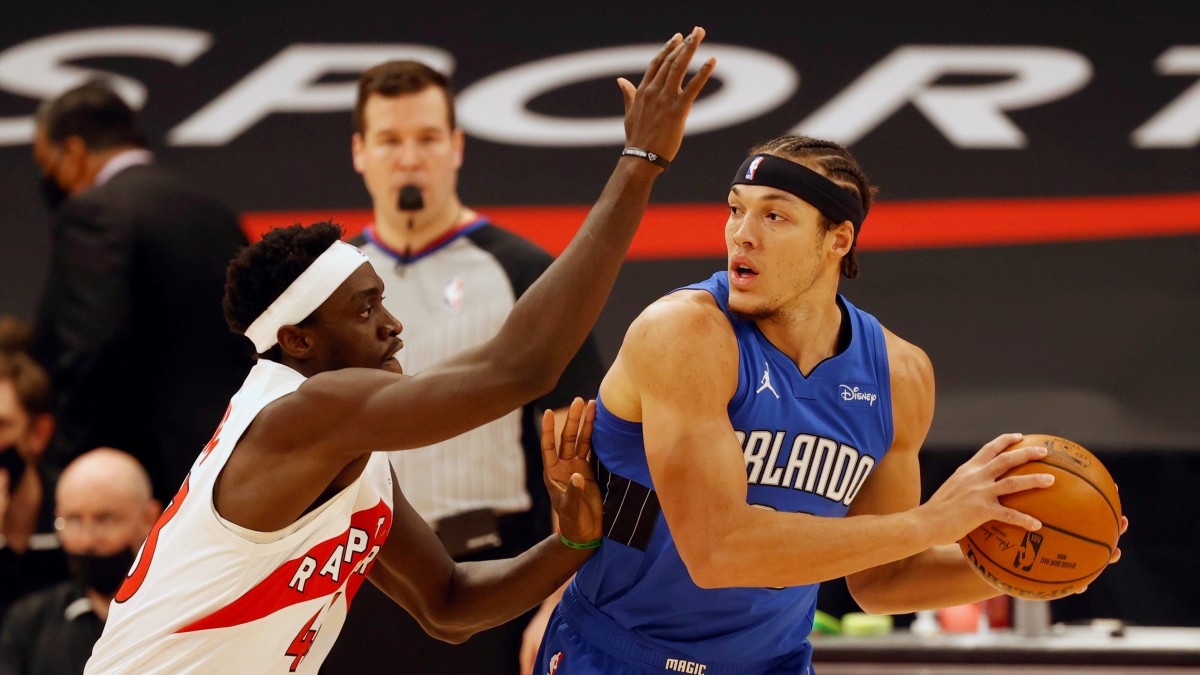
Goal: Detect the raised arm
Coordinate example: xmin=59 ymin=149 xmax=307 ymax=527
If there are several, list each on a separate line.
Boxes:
xmin=217 ymin=30 xmax=713 ymax=535
xmin=619 ymin=293 xmax=1053 ymax=590
xmin=284 ymin=28 xmax=716 ymax=455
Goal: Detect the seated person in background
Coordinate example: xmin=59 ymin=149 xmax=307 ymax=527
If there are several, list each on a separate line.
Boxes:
xmin=0 ymin=448 xmax=159 ymax=674
xmin=0 ymin=348 xmax=66 ymax=627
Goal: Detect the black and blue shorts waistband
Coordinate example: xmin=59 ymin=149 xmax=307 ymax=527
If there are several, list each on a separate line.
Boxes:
xmin=559 ymin=583 xmax=792 ymax=675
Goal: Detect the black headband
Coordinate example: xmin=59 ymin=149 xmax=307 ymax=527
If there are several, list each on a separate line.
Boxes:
xmin=731 ymin=154 xmax=865 ymax=230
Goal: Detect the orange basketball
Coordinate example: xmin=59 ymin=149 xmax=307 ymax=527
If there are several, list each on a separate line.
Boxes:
xmin=958 ymin=435 xmax=1122 ymax=600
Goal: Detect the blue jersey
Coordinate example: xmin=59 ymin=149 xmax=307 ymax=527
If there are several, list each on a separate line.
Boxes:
xmin=571 ymin=272 xmax=894 ymax=671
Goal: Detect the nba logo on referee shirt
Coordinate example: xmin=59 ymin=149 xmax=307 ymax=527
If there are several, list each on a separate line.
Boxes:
xmin=442 ymin=277 xmax=464 ymax=310
xmin=745 ymin=156 xmax=765 ymax=180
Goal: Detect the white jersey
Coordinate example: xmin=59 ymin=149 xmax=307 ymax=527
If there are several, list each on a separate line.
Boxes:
xmin=86 ymin=360 xmax=395 ymax=674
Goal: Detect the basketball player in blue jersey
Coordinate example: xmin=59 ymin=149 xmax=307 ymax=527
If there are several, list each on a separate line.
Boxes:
xmin=532 ymin=137 xmax=1127 ymax=674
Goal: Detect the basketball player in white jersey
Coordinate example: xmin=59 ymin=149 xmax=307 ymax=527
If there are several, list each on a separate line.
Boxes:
xmin=85 ymin=28 xmax=715 ymax=674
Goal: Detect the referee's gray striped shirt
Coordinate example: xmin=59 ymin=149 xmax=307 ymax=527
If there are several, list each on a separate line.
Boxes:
xmin=354 ymin=219 xmax=605 ymax=526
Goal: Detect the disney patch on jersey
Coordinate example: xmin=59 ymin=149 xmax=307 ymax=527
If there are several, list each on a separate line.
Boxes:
xmin=547 ymin=651 xmax=564 ymax=674
xmin=837 ymin=383 xmax=879 ymax=408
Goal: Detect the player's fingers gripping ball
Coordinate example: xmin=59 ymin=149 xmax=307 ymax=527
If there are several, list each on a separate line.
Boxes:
xmin=959 ymin=435 xmax=1122 ymax=600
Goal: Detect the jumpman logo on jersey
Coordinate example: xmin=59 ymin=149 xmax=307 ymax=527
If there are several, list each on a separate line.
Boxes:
xmin=756 ymin=361 xmax=780 ymax=399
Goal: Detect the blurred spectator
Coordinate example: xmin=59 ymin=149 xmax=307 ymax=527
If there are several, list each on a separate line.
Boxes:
xmin=322 ymin=61 xmax=604 ymax=674
xmin=30 ymin=82 xmax=251 ymax=500
xmin=0 ymin=350 xmax=67 ymax=630
xmin=0 ymin=317 xmax=32 ymax=355
xmin=0 ymin=448 xmax=159 ymax=674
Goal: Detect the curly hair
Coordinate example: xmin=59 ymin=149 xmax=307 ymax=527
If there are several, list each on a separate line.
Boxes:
xmin=223 ymin=222 xmax=344 ymax=359
xmin=747 ymin=135 xmax=877 ymax=280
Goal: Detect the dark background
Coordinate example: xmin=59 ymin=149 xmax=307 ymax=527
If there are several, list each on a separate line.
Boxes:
xmin=2 ymin=1 xmax=1197 ymax=627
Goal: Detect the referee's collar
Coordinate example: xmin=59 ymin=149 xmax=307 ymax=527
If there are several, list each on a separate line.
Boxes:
xmin=362 ymin=216 xmax=490 ymax=264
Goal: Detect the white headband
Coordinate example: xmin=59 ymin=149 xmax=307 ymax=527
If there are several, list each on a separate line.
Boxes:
xmin=244 ymin=240 xmax=370 ymax=353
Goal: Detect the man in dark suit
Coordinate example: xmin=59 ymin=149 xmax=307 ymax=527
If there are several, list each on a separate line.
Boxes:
xmin=30 ymin=82 xmax=251 ymax=500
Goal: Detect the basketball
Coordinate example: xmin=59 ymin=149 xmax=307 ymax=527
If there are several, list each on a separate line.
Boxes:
xmin=959 ymin=435 xmax=1122 ymax=600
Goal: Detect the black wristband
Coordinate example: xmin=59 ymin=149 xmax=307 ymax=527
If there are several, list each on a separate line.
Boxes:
xmin=621 ymin=146 xmax=671 ymax=171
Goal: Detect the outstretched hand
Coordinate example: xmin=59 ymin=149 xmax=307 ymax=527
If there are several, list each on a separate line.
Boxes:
xmin=619 ymin=26 xmax=717 ymax=165
xmin=541 ymin=398 xmax=602 ymax=546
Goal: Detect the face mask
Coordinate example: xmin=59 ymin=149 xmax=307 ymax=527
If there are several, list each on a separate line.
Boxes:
xmin=40 ymin=173 xmax=69 ymax=211
xmin=0 ymin=446 xmax=26 ymax=494
xmin=66 ymin=548 xmax=136 ymax=597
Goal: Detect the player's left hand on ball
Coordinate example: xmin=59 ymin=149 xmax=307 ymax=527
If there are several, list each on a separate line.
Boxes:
xmin=1076 ymin=514 xmax=1128 ymax=594
xmin=1106 ymin=483 xmax=1128 ymax=566
xmin=1109 ymin=514 xmax=1129 ymax=564
xmin=541 ymin=398 xmax=602 ymax=544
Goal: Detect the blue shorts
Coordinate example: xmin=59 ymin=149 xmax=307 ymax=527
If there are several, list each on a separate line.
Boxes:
xmin=533 ymin=585 xmax=814 ymax=675
xmin=535 ymin=604 xmax=654 ymax=674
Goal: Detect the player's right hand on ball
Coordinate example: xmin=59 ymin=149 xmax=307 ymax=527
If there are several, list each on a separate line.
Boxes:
xmin=619 ymin=26 xmax=716 ymax=167
xmin=921 ymin=432 xmax=1056 ymax=545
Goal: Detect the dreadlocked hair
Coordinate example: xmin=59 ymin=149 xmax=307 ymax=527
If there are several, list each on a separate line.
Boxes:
xmin=747 ymin=136 xmax=877 ymax=279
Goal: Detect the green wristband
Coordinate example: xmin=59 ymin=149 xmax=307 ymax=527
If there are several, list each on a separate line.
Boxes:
xmin=559 ymin=532 xmax=603 ymax=550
